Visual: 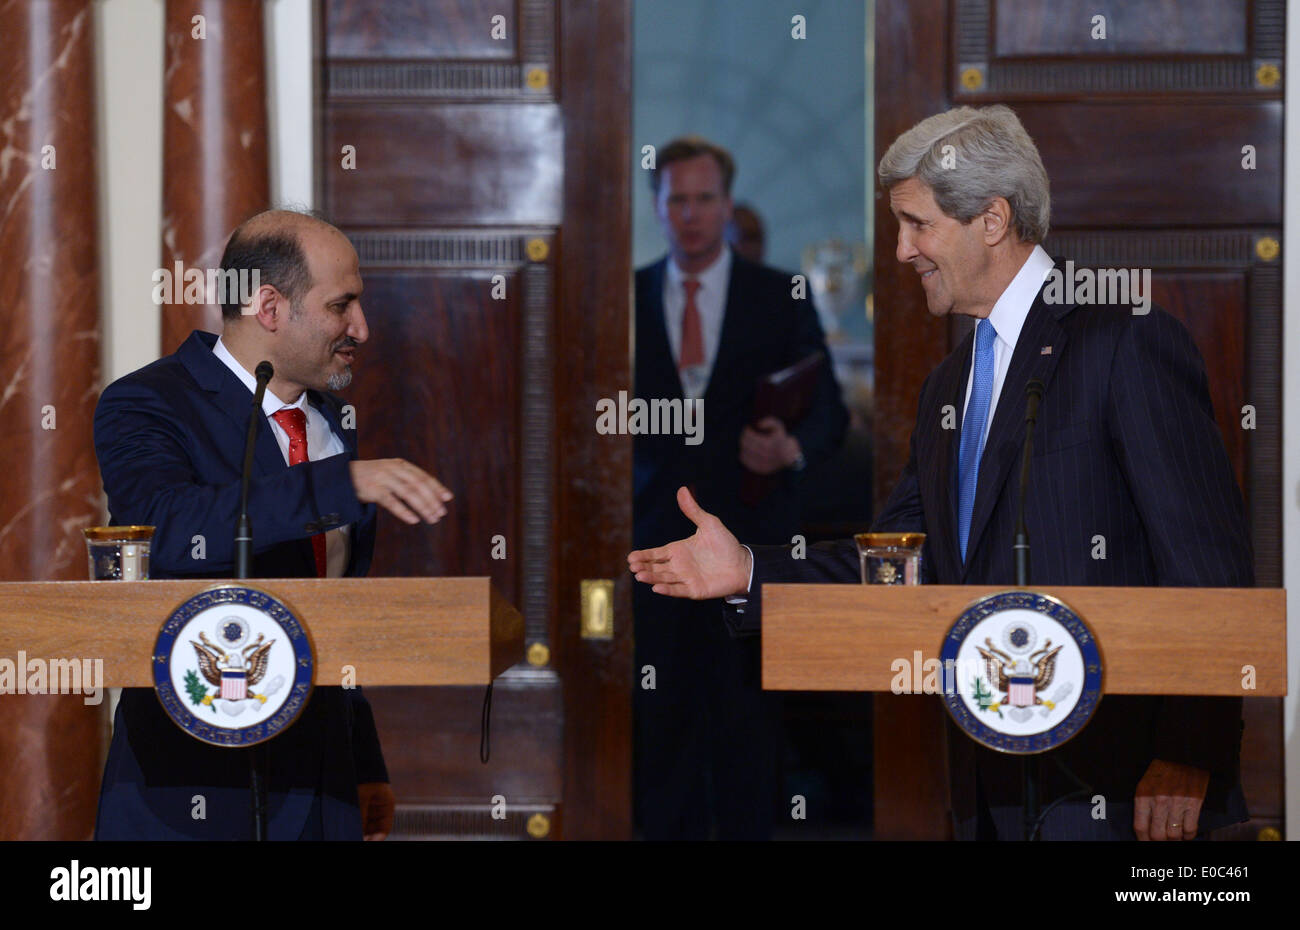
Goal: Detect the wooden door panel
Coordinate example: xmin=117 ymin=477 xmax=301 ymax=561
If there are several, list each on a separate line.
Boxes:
xmin=372 ymin=680 xmax=563 ymax=821
xmin=326 ymin=0 xmax=520 ymax=60
xmin=370 ymin=679 xmax=563 ymax=839
xmin=993 ymin=0 xmax=1250 ymax=58
xmin=325 ymin=107 xmax=563 ymax=226
xmin=1015 ymin=103 xmax=1282 ymax=227
xmin=321 ymin=0 xmax=632 ymax=840
xmin=955 ymin=0 xmax=1281 ymax=98
xmin=342 ymin=266 xmax=522 ymax=598
xmin=1150 ymin=272 xmax=1247 ymax=486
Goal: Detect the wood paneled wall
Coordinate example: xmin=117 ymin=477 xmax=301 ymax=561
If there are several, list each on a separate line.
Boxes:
xmin=318 ymin=0 xmax=632 ymax=839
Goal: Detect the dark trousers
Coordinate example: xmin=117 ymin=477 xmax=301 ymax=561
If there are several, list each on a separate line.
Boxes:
xmin=954 ymin=748 xmax=1243 ymax=841
xmin=958 ymin=770 xmax=1214 ymax=841
xmin=959 ymin=796 xmax=1141 ymax=840
xmin=633 ymin=588 xmax=781 ymax=840
xmin=296 ymin=793 xmax=325 ymax=840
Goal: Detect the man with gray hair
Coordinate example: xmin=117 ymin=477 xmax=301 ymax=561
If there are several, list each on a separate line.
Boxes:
xmin=629 ymin=106 xmax=1251 ymax=841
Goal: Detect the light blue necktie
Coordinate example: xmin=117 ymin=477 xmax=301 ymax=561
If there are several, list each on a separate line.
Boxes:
xmin=957 ymin=319 xmax=997 ymax=562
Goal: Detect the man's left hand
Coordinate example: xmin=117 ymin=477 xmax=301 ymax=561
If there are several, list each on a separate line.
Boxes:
xmin=357 ymin=781 xmax=396 ymax=841
xmin=740 ymin=416 xmax=801 ymax=475
xmin=1133 ymin=759 xmax=1210 ymax=841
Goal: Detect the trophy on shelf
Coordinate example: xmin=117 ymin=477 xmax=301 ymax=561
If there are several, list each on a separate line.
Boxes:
xmin=802 ymin=239 xmax=870 ymax=343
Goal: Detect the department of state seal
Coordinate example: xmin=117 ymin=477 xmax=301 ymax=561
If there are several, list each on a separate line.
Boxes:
xmin=939 ymin=590 xmax=1102 ymax=754
xmin=151 ymin=584 xmax=314 ymax=747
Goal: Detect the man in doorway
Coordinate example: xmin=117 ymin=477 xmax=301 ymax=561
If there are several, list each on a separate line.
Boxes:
xmin=634 ymin=137 xmax=848 ymax=839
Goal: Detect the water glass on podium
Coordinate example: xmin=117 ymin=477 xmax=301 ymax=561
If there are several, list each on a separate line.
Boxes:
xmin=83 ymin=526 xmax=154 ymax=581
xmin=854 ymin=532 xmax=925 ymax=585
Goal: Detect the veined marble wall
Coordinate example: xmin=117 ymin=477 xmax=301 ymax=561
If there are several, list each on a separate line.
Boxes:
xmin=0 ymin=0 xmax=106 ymax=840
xmin=97 ymin=0 xmax=313 ymax=382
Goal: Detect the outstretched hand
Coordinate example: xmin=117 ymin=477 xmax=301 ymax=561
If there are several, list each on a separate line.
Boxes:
xmin=349 ymin=458 xmax=453 ymax=525
xmin=627 ymin=487 xmax=752 ymax=599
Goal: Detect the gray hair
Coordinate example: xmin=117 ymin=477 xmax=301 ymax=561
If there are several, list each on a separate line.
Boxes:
xmin=877 ymin=105 xmax=1050 ymax=243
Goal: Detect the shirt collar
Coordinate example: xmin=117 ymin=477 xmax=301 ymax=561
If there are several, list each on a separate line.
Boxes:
xmin=984 ymin=243 xmax=1054 ymax=351
xmin=212 ymin=336 xmax=307 ymax=419
xmin=667 ymin=245 xmax=733 ymax=295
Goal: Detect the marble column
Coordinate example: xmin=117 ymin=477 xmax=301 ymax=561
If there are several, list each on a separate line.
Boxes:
xmin=0 ymin=0 xmax=106 ymax=840
xmin=161 ymin=0 xmax=270 ymax=352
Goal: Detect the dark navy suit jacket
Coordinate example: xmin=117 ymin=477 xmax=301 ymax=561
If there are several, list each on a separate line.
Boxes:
xmin=633 ymin=252 xmax=849 ymax=550
xmin=93 ymin=330 xmax=386 ymax=840
xmin=736 ymin=271 xmax=1252 ymax=832
xmin=631 ymin=251 xmax=848 ymax=837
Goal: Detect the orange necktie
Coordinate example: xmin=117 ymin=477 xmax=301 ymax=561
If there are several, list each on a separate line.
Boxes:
xmin=679 ymin=278 xmax=704 ymax=370
xmin=270 ymin=407 xmax=328 ymax=578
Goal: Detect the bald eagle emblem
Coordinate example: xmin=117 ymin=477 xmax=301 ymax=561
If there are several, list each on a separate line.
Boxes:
xmin=940 ymin=591 xmax=1102 ymax=753
xmin=183 ymin=617 xmax=285 ymax=717
xmin=975 ymin=634 xmax=1064 ymax=717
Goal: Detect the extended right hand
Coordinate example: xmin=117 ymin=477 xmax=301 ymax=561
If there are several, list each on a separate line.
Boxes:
xmin=348 ymin=458 xmax=453 ymax=525
xmin=627 ymin=487 xmax=752 ymax=599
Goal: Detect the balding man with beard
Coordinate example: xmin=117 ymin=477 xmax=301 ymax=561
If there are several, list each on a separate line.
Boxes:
xmin=93 ymin=210 xmax=453 ymax=841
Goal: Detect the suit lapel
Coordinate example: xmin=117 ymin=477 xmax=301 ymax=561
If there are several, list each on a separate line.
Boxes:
xmin=639 ymin=259 xmax=687 ymax=400
xmin=308 ymin=390 xmax=374 ymax=576
xmin=961 ymin=290 xmax=1069 ymax=578
xmin=704 ymin=257 xmax=746 ymax=407
xmin=310 ymin=391 xmax=356 ymax=457
xmin=939 ymin=348 xmax=967 ymax=582
xmin=178 ymin=331 xmax=288 ymax=479
xmin=229 ymin=382 xmax=291 ymax=479
xmin=920 ymin=336 xmax=969 ymax=583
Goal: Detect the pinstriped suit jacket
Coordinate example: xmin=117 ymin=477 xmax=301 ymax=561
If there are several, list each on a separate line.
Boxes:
xmin=736 ymin=270 xmax=1252 ymax=830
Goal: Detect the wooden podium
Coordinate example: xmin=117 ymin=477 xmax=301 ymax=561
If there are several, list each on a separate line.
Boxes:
xmin=0 ymin=577 xmax=524 ymax=689
xmin=763 ymin=584 xmax=1287 ymax=839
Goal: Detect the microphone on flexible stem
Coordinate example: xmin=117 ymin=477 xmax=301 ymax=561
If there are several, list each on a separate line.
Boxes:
xmin=234 ymin=360 xmax=273 ymax=843
xmin=1013 ymin=379 xmax=1044 ymax=588
xmin=235 ymin=361 xmax=274 ymax=581
xmin=1016 ymin=377 xmax=1045 ymax=843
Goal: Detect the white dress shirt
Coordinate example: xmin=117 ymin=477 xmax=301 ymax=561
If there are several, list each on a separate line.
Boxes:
xmin=213 ymin=337 xmax=351 ymax=577
xmin=663 ymin=246 xmax=733 ymax=398
xmin=959 ymin=244 xmax=1055 ymax=449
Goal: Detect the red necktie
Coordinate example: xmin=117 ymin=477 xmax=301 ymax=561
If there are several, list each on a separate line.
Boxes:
xmin=679 ymin=278 xmax=705 ymax=370
xmin=270 ymin=407 xmax=328 ymax=578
